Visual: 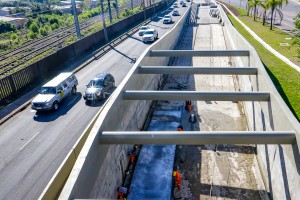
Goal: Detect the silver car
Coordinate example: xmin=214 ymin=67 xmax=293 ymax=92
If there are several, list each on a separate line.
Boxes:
xmin=142 ymin=29 xmax=158 ymax=43
xmin=83 ymin=73 xmax=115 ymax=102
xmin=138 ymin=26 xmax=150 ymax=36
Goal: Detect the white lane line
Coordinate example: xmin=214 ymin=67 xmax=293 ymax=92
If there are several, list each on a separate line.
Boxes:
xmin=19 ymin=132 xmax=40 ymax=151
xmin=68 ymin=95 xmax=80 ymax=106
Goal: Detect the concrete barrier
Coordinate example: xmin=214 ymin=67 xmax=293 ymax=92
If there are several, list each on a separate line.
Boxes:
xmin=58 ymin=5 xmax=192 ymax=199
xmin=39 ymin=103 xmax=106 ymax=200
xmin=219 ymin=3 xmax=300 ymax=199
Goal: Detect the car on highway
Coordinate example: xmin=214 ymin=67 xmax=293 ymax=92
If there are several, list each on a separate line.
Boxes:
xmin=31 ymin=72 xmax=78 ymax=111
xmin=172 ymin=9 xmax=180 ymax=16
xmin=182 ymin=2 xmax=187 ymax=7
xmin=173 ymin=2 xmax=178 ymax=7
xmin=138 ymin=26 xmax=150 ymax=36
xmin=83 ymin=73 xmax=115 ymax=102
xmin=180 ymin=0 xmax=184 ymax=4
xmin=142 ymin=29 xmax=158 ymax=43
xmin=163 ymin=15 xmax=173 ymax=24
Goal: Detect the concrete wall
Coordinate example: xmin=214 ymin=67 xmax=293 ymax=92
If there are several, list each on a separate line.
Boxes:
xmin=59 ymin=5 xmax=191 ymax=200
xmin=219 ymin=4 xmax=300 ymax=200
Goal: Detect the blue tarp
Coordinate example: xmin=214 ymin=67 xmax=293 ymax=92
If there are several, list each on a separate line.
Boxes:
xmin=128 ymin=110 xmax=181 ymax=200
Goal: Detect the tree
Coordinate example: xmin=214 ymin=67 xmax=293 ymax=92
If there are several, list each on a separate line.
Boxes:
xmin=259 ymin=0 xmax=271 ymax=25
xmin=44 ymin=24 xmax=52 ymax=34
xmin=39 ymin=27 xmax=48 ymax=36
xmin=292 ymin=12 xmax=300 ymax=58
xmin=25 ymin=17 xmax=34 ymax=28
xmin=0 ymin=22 xmax=16 ymax=34
xmin=10 ymin=33 xmax=18 ymax=40
xmin=268 ymin=0 xmax=288 ymax=30
xmin=28 ymin=31 xmax=39 ymax=39
xmin=30 ymin=22 xmax=39 ymax=33
xmin=248 ymin=0 xmax=261 ymax=21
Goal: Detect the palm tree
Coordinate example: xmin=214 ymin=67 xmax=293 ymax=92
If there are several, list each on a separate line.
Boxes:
xmin=248 ymin=0 xmax=261 ymax=21
xmin=268 ymin=0 xmax=288 ymax=30
xmin=259 ymin=0 xmax=270 ymax=25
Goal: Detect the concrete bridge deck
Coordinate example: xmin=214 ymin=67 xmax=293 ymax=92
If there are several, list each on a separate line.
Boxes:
xmin=50 ymin=1 xmax=300 ymax=200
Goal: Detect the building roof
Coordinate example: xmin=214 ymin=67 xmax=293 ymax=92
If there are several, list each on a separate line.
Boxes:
xmin=0 ymin=16 xmax=25 ymax=22
xmin=0 ymin=7 xmax=16 ymax=11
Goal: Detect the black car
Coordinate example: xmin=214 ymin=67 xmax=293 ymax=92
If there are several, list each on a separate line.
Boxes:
xmin=83 ymin=73 xmax=115 ymax=101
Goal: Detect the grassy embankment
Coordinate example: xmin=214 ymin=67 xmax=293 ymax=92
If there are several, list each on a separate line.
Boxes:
xmin=225 ymin=5 xmax=300 ymax=121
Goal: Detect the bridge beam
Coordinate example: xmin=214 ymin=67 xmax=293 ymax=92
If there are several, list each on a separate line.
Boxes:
xmin=137 ymin=66 xmax=257 ymax=75
xmin=99 ymin=131 xmax=296 ymax=144
xmin=149 ymin=50 xmax=250 ymax=57
xmin=122 ymin=91 xmax=270 ymax=101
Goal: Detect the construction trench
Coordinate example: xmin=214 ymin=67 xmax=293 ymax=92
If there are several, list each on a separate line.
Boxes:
xmin=116 ymin=4 xmax=269 ymax=200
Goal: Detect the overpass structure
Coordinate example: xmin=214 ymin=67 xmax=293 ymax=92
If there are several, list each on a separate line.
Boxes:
xmin=42 ymin=2 xmax=300 ymax=199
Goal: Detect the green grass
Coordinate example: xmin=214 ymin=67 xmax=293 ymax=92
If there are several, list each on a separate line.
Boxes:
xmin=234 ymin=7 xmax=300 ymax=66
xmin=226 ymin=13 xmax=300 ymax=122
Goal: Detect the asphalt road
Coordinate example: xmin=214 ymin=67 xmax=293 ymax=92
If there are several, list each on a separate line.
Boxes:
xmin=218 ymin=0 xmax=300 ymax=32
xmin=0 ymin=3 xmax=189 ymax=200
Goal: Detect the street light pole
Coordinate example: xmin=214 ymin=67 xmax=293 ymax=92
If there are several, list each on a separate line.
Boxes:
xmin=71 ymin=0 xmax=81 ymax=39
xmin=108 ymin=0 xmax=112 ymax=23
xmin=115 ymin=0 xmax=119 ymax=18
xmin=100 ymin=0 xmax=108 ymax=42
xmin=143 ymin=0 xmax=146 ymax=20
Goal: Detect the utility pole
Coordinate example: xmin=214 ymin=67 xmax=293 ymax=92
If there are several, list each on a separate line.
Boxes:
xmin=115 ymin=0 xmax=119 ymax=18
xmin=100 ymin=0 xmax=108 ymax=42
xmin=153 ymin=0 xmax=155 ymax=17
xmin=143 ymin=0 xmax=146 ymax=20
xmin=71 ymin=0 xmax=81 ymax=39
xmin=108 ymin=0 xmax=112 ymax=23
xmin=131 ymin=0 xmax=133 ymax=9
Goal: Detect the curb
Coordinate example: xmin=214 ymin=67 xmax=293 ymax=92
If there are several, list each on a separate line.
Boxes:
xmin=217 ymin=1 xmax=300 ymax=73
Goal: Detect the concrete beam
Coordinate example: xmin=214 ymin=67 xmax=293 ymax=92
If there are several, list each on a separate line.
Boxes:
xmin=137 ymin=66 xmax=257 ymax=75
xmin=149 ymin=50 xmax=250 ymax=57
xmin=122 ymin=91 xmax=270 ymax=101
xmin=99 ymin=131 xmax=296 ymax=144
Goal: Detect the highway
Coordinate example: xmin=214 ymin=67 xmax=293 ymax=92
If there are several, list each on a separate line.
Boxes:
xmin=0 ymin=2 xmax=189 ymax=200
xmin=219 ymin=0 xmax=300 ymax=32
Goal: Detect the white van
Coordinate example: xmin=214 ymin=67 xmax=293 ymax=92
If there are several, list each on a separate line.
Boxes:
xmin=31 ymin=72 xmax=78 ymax=111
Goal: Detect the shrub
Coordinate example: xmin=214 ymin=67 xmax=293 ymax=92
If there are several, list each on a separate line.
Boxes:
xmin=10 ymin=33 xmax=18 ymax=40
xmin=50 ymin=22 xmax=59 ymax=30
xmin=28 ymin=31 xmax=39 ymax=39
xmin=25 ymin=17 xmax=34 ymax=28
xmin=44 ymin=24 xmax=52 ymax=34
xmin=29 ymin=22 xmax=39 ymax=33
xmin=0 ymin=22 xmax=16 ymax=34
xmin=39 ymin=27 xmax=48 ymax=36
xmin=0 ymin=40 xmax=11 ymax=50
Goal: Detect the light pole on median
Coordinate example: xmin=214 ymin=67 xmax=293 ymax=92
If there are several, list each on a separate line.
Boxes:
xmin=71 ymin=0 xmax=81 ymax=39
xmin=143 ymin=0 xmax=146 ymax=21
xmin=100 ymin=0 xmax=108 ymax=42
xmin=115 ymin=0 xmax=119 ymax=19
